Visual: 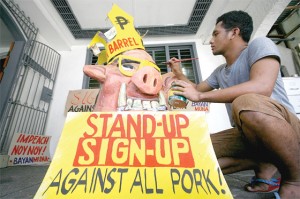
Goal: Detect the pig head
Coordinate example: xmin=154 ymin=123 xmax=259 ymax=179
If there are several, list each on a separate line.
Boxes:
xmin=83 ymin=49 xmax=169 ymax=111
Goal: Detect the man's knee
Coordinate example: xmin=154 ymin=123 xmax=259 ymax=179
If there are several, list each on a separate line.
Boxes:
xmin=232 ymin=93 xmax=260 ymax=127
xmin=210 ymin=128 xmax=247 ymax=158
xmin=232 ymin=93 xmax=257 ymax=113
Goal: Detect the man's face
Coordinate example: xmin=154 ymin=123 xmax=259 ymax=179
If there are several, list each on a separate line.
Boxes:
xmin=210 ymin=22 xmax=232 ymax=55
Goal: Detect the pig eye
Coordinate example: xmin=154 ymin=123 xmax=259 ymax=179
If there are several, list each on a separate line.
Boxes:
xmin=121 ymin=59 xmax=140 ymax=71
xmin=122 ymin=64 xmax=134 ymax=70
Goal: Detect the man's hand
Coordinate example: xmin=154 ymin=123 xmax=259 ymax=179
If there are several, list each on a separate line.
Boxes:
xmin=171 ymin=80 xmax=203 ymax=102
xmin=166 ymin=57 xmax=197 ymax=87
xmin=167 ymin=58 xmax=184 ymax=77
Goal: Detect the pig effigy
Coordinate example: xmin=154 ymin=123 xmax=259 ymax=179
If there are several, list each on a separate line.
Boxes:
xmin=84 ymin=4 xmax=170 ymax=111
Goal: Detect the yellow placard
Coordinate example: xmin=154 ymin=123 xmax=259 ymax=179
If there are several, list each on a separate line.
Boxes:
xmin=35 ymin=111 xmax=232 ymax=199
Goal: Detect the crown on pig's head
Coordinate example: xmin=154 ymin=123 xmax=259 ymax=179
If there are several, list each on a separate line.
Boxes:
xmin=88 ymin=4 xmax=145 ymax=64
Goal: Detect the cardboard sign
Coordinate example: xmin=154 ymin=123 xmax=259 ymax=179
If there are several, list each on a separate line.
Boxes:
xmin=35 ymin=112 xmax=232 ymax=198
xmin=170 ymin=101 xmax=210 ymax=112
xmin=65 ymin=89 xmax=99 ymax=114
xmin=8 ymin=133 xmax=51 ymax=166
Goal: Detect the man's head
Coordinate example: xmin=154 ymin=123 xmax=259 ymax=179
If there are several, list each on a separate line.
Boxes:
xmin=210 ymin=11 xmax=253 ymax=56
xmin=216 ymin=10 xmax=253 ymax=42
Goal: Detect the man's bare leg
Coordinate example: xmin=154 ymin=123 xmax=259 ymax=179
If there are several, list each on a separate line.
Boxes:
xmin=218 ymin=157 xmax=279 ymax=192
xmin=218 ymin=156 xmax=279 ymax=192
xmin=211 ymin=129 xmax=279 ymax=182
xmin=244 ymin=162 xmax=279 ymax=192
xmin=239 ymin=111 xmax=300 ymax=199
xmin=218 ymin=157 xmax=256 ymax=174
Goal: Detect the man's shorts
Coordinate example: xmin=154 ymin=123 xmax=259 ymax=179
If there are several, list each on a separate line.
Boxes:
xmin=211 ymin=93 xmax=300 ymax=158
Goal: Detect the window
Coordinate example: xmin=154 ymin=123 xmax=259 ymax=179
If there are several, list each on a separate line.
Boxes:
xmin=88 ymin=55 xmax=101 ymax=89
xmin=84 ymin=43 xmax=201 ymax=89
xmin=146 ymin=44 xmax=200 ymax=83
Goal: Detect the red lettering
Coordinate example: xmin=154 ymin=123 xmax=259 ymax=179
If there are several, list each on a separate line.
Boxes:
xmin=99 ymin=113 xmax=113 ymax=137
xmin=175 ymin=114 xmax=189 ymax=137
xmin=11 ymin=145 xmax=28 ymax=155
xmin=128 ymin=37 xmax=134 ymax=46
xmin=15 ymin=134 xmax=50 ymax=144
xmin=17 ymin=134 xmax=28 ymax=143
xmin=33 ymin=156 xmax=49 ymax=162
xmin=73 ymin=137 xmax=102 ymax=166
xmin=107 ymin=114 xmax=126 ymax=138
xmin=11 ymin=145 xmax=20 ymax=155
xmin=162 ymin=114 xmax=176 ymax=138
xmin=132 ymin=37 xmax=139 ymax=46
xmin=113 ymin=41 xmax=119 ymax=52
xmin=194 ymin=106 xmax=209 ymax=111
xmin=44 ymin=137 xmax=50 ymax=144
xmin=142 ymin=114 xmax=156 ymax=138
xmin=71 ymin=92 xmax=81 ymax=105
xmin=127 ymin=114 xmax=141 ymax=138
xmin=83 ymin=113 xmax=98 ymax=138
xmin=108 ymin=37 xmax=140 ymax=55
xmin=32 ymin=136 xmax=38 ymax=144
xmin=28 ymin=135 xmax=35 ymax=143
xmin=86 ymin=91 xmax=97 ymax=104
xmin=122 ymin=38 xmax=129 ymax=47
xmin=80 ymin=91 xmax=96 ymax=105
xmin=74 ymin=113 xmax=194 ymax=167
xmin=117 ymin=39 xmax=124 ymax=49
xmin=16 ymin=134 xmax=23 ymax=142
xmin=27 ymin=146 xmax=42 ymax=155
xmin=81 ymin=92 xmax=88 ymax=105
xmin=73 ymin=137 xmax=194 ymax=167
xmin=108 ymin=44 xmax=114 ymax=54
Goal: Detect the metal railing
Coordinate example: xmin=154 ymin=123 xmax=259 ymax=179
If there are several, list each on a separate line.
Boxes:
xmin=0 ymin=40 xmax=60 ymax=153
xmin=1 ymin=0 xmax=38 ymax=40
xmin=0 ymin=0 xmax=61 ymax=153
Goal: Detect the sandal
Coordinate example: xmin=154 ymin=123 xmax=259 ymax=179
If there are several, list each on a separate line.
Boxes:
xmin=274 ymin=192 xmax=281 ymax=199
xmin=244 ymin=176 xmax=281 ymax=193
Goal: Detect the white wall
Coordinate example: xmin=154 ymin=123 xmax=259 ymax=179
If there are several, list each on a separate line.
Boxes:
xmin=44 ymin=46 xmax=87 ymax=156
xmin=277 ymin=45 xmax=297 ymax=76
xmin=194 ymin=41 xmax=231 ymax=133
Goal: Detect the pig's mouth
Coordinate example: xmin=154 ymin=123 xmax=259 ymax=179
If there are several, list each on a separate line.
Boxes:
xmin=117 ymin=83 xmax=167 ymax=111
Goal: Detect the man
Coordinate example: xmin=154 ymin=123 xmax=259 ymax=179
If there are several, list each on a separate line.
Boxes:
xmin=167 ymin=10 xmax=300 ymax=199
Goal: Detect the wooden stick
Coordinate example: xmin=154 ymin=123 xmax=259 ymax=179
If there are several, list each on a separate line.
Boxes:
xmin=161 ymin=58 xmax=198 ymax=64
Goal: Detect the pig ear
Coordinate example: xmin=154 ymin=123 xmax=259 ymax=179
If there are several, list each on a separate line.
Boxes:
xmin=83 ymin=65 xmax=107 ymax=82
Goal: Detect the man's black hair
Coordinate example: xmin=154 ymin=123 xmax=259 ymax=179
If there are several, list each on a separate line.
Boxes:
xmin=216 ymin=10 xmax=253 ymax=42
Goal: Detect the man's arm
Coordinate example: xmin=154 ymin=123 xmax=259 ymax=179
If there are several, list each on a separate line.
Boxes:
xmin=172 ymin=57 xmax=280 ymax=103
xmin=196 ymin=81 xmax=214 ymax=92
xmin=167 ymin=57 xmax=214 ymax=92
xmin=167 ymin=57 xmax=196 ymax=85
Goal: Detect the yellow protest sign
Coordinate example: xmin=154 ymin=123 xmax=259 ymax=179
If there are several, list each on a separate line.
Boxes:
xmin=35 ymin=111 xmax=232 ymax=198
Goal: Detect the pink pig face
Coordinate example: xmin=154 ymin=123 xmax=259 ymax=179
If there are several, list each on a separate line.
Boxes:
xmin=83 ymin=49 xmax=167 ymax=111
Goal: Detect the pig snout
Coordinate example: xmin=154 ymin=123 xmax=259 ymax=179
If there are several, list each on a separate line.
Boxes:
xmin=131 ymin=66 xmax=162 ymax=95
